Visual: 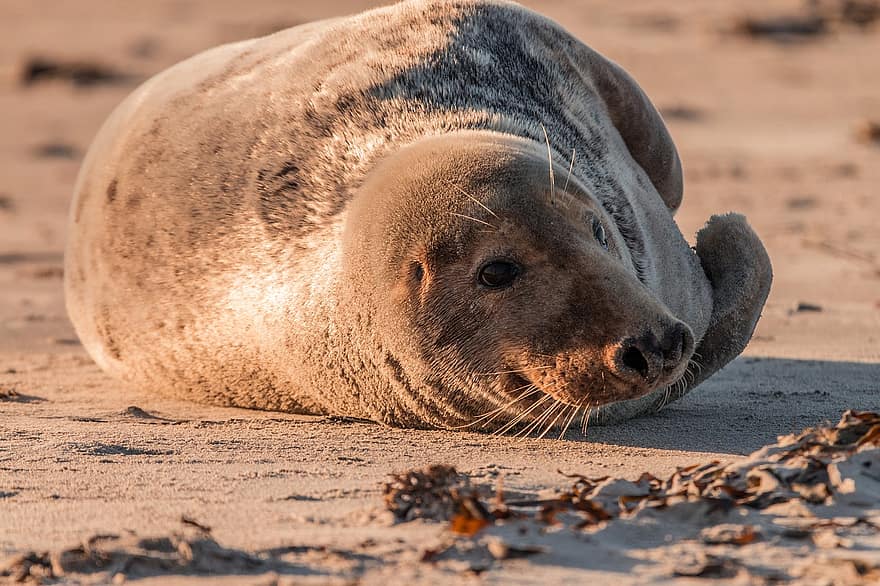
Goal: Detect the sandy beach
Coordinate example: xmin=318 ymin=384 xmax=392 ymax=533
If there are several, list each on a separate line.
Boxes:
xmin=1 ymin=0 xmax=879 ymax=583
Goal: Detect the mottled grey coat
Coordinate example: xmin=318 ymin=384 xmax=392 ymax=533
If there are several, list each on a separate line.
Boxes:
xmin=65 ymin=0 xmax=771 ymax=429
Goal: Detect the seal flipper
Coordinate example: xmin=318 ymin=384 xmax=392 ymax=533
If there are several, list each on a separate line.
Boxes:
xmin=584 ymin=55 xmax=684 ymax=213
xmin=680 ymin=212 xmax=772 ymax=390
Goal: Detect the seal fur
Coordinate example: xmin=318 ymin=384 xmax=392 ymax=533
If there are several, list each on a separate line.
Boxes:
xmin=65 ymin=0 xmax=772 ymax=431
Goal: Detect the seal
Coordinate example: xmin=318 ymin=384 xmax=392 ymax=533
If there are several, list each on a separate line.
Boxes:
xmin=65 ymin=0 xmax=772 ymax=433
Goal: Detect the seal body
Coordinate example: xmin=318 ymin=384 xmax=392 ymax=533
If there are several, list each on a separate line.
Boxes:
xmin=65 ymin=0 xmax=772 ymax=430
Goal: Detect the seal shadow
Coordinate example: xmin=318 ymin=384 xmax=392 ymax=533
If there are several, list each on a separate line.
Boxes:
xmin=575 ymin=356 xmax=880 ymax=455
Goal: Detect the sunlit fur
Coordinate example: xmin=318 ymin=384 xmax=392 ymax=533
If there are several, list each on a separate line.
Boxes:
xmin=65 ymin=0 xmax=772 ymax=435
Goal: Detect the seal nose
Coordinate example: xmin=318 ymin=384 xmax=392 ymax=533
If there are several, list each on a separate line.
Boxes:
xmin=615 ymin=322 xmax=694 ymax=385
xmin=659 ymin=322 xmax=693 ymax=368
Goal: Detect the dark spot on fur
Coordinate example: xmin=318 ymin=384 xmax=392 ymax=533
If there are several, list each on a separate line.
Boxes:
xmin=384 ymin=353 xmax=413 ymax=392
xmin=124 ymin=186 xmax=143 ymax=210
xmin=335 ymin=94 xmax=359 ymax=114
xmin=106 ymin=179 xmax=118 ymax=204
xmin=194 ymin=47 xmax=279 ymax=94
xmin=256 ymin=160 xmax=348 ymax=236
xmin=97 ymin=306 xmax=122 ymax=360
xmin=26 ymin=266 xmax=64 ymax=279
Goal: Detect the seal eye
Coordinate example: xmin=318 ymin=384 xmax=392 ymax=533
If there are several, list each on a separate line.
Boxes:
xmin=593 ymin=218 xmax=608 ymax=250
xmin=478 ymin=261 xmax=519 ymax=289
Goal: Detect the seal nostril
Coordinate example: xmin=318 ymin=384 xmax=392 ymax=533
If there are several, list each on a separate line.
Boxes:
xmin=660 ymin=322 xmax=690 ymax=363
xmin=682 ymin=328 xmax=695 ymax=358
xmin=621 ymin=346 xmax=649 ymax=377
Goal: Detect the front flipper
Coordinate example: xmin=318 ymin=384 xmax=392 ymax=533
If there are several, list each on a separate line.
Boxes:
xmin=682 ymin=213 xmax=772 ymax=391
xmin=593 ymin=213 xmax=772 ymax=425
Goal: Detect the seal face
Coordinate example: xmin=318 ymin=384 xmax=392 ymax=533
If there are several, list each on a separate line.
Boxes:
xmin=65 ymin=0 xmax=772 ymax=433
xmin=342 ymin=133 xmax=697 ymax=429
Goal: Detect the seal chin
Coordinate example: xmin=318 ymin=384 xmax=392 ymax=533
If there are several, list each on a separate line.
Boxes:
xmin=522 ymin=367 xmax=688 ymax=411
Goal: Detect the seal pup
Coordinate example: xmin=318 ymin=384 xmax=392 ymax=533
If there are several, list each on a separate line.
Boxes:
xmin=65 ymin=0 xmax=772 ymax=433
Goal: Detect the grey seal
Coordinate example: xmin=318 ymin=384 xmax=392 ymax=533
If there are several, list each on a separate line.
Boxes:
xmin=65 ymin=0 xmax=772 ymax=433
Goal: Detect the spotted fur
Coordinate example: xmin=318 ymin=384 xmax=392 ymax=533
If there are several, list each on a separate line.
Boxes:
xmin=65 ymin=0 xmax=771 ymax=430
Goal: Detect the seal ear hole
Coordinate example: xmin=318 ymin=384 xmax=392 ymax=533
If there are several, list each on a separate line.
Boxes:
xmin=411 ymin=261 xmax=425 ymax=282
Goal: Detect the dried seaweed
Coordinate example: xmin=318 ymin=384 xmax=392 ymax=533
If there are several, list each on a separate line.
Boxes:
xmin=384 ymin=465 xmax=488 ymax=524
xmin=387 ymin=411 xmax=880 ymax=537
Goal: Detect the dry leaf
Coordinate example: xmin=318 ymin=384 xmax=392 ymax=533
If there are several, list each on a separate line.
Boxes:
xmin=386 ymin=410 xmax=880 ymax=559
xmin=449 ymin=514 xmax=489 ymax=536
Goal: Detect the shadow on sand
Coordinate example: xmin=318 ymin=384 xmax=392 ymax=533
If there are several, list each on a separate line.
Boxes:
xmin=578 ymin=356 xmax=879 ymax=455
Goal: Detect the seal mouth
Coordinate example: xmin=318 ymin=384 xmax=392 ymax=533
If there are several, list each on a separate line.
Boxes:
xmin=465 ymin=370 xmax=594 ymax=438
xmin=461 ymin=352 xmax=694 ymax=438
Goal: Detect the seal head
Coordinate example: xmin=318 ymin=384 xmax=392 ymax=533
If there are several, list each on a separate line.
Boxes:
xmin=343 ymin=132 xmax=694 ymax=429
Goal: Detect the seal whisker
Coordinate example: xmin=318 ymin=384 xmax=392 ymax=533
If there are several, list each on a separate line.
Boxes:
xmin=513 ymin=396 xmax=560 ymax=438
xmin=682 ymin=360 xmax=698 ymax=386
xmin=495 ymin=394 xmax=551 ymax=436
xmin=538 ymin=401 xmax=569 ymax=440
xmin=677 ymin=378 xmax=686 ymax=401
xmin=582 ymin=407 xmax=593 ymax=436
xmin=493 ymin=391 xmax=549 ymax=431
xmin=519 ymin=401 xmax=555 ymax=440
xmin=562 ymin=147 xmax=576 ymax=194
xmin=668 ymin=378 xmax=686 ymax=409
xmin=473 ymin=387 xmax=542 ymax=431
xmin=450 ymin=384 xmax=539 ymax=429
xmin=558 ymin=403 xmax=580 ymax=440
xmin=533 ymin=397 xmax=568 ymax=440
xmin=444 ymin=180 xmax=501 ymax=220
xmin=539 ymin=122 xmax=556 ymax=201
xmin=475 ymin=365 xmax=553 ymax=376
xmin=659 ymin=384 xmax=671 ymax=410
xmin=516 ymin=397 xmax=560 ymax=439
xmin=450 ymin=212 xmax=497 ymax=230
